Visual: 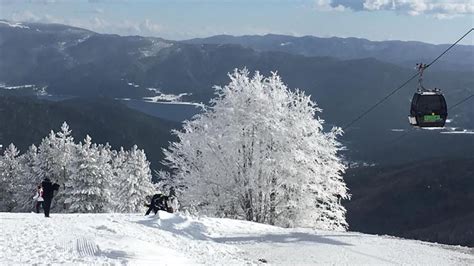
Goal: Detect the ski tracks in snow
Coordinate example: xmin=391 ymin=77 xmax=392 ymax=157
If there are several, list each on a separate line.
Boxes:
xmin=1 ymin=212 xmax=473 ymax=265
xmin=0 ymin=212 xmax=248 ymax=265
xmin=0 ymin=213 xmax=101 ymax=264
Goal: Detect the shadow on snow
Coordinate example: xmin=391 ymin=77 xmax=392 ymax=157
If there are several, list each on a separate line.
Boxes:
xmin=135 ymin=213 xmax=351 ymax=246
xmin=211 ymin=232 xmax=350 ymax=246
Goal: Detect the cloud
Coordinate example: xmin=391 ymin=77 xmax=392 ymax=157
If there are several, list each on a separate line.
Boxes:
xmin=10 ymin=10 xmax=61 ymax=23
xmin=316 ymin=0 xmax=474 ymax=18
xmin=140 ymin=19 xmax=162 ymax=34
xmin=86 ymin=18 xmax=163 ymax=35
xmin=73 ymin=17 xmax=164 ymax=36
xmin=330 ymin=0 xmax=365 ymax=11
xmin=315 ymin=0 xmax=348 ymax=11
xmin=93 ymin=8 xmax=104 ymax=14
xmin=0 ymin=0 xmax=120 ymax=4
xmin=1 ymin=0 xmax=58 ymax=4
xmin=27 ymin=0 xmax=58 ymax=3
xmin=0 ymin=0 xmax=51 ymax=4
xmin=7 ymin=10 xmax=164 ymax=36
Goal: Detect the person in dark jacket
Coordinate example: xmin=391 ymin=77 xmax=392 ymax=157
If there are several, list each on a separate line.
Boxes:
xmin=145 ymin=193 xmax=169 ymax=215
xmin=41 ymin=178 xmax=60 ymax=218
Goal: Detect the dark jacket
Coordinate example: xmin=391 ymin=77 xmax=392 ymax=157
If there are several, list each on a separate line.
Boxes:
xmin=150 ymin=194 xmax=168 ymax=210
xmin=41 ymin=178 xmax=60 ymax=200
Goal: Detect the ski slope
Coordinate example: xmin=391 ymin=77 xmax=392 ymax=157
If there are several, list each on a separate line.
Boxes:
xmin=1 ymin=212 xmax=472 ymax=265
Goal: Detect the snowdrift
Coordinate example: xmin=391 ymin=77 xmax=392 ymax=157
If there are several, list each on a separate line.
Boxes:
xmin=1 ymin=212 xmax=472 ymax=265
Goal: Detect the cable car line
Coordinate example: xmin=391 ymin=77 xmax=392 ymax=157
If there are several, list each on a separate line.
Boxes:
xmin=342 ymin=28 xmax=473 ymax=131
xmin=424 ymin=28 xmax=474 ymax=69
xmin=342 ymin=72 xmax=418 ymax=131
xmin=450 ymin=94 xmax=473 ymax=109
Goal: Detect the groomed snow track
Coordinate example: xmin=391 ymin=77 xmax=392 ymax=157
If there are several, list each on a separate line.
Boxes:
xmin=1 ymin=212 xmax=473 ymax=265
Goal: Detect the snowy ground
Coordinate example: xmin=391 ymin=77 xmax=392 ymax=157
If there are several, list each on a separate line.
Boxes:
xmin=1 ymin=212 xmax=473 ymax=265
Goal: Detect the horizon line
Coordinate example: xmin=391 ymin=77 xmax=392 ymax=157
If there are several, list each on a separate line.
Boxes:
xmin=1 ymin=18 xmax=473 ymax=46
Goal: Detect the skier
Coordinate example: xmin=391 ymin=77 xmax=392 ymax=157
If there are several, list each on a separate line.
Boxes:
xmin=33 ymin=184 xmax=44 ymax=213
xmin=145 ymin=193 xmax=169 ymax=215
xmin=41 ymin=178 xmax=60 ymax=218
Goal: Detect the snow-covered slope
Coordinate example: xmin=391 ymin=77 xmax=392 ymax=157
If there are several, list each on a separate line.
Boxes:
xmin=1 ymin=212 xmax=472 ymax=265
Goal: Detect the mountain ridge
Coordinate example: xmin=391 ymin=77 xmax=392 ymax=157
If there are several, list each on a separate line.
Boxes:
xmin=184 ymin=33 xmax=474 ymax=71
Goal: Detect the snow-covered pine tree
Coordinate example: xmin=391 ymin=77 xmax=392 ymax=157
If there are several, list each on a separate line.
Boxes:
xmin=35 ymin=131 xmax=58 ymax=181
xmin=13 ymin=144 xmax=42 ymax=212
xmin=0 ymin=144 xmax=24 ymax=211
xmin=96 ymin=142 xmax=114 ymax=211
xmin=36 ymin=122 xmax=77 ymax=211
xmin=114 ymin=145 xmax=154 ymax=213
xmin=0 ymin=123 xmax=156 ymax=214
xmin=65 ymin=135 xmax=111 ymax=213
xmin=109 ymin=147 xmax=126 ymax=212
xmin=163 ymin=69 xmax=349 ymax=230
xmin=54 ymin=122 xmax=76 ymax=186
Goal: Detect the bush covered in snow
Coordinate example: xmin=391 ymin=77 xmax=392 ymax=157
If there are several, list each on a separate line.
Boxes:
xmin=163 ymin=69 xmax=350 ymax=230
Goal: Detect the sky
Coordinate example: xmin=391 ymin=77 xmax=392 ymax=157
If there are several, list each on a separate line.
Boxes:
xmin=0 ymin=0 xmax=473 ymax=44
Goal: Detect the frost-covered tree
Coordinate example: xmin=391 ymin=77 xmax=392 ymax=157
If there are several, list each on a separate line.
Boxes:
xmin=36 ymin=122 xmax=77 ymax=211
xmin=0 ymin=144 xmax=24 ymax=211
xmin=113 ymin=145 xmax=154 ymax=213
xmin=96 ymin=142 xmax=114 ymax=211
xmin=35 ymin=131 xmax=58 ymax=180
xmin=163 ymin=69 xmax=349 ymax=230
xmin=13 ymin=145 xmax=42 ymax=212
xmin=1 ymin=122 xmax=156 ymax=214
xmin=54 ymin=122 xmax=76 ymax=185
xmin=65 ymin=135 xmax=111 ymax=213
xmin=109 ymin=147 xmax=126 ymax=211
xmin=36 ymin=123 xmax=75 ymax=184
xmin=154 ymin=170 xmax=175 ymax=192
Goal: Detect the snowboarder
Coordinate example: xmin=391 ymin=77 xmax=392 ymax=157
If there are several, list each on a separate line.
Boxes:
xmin=41 ymin=178 xmax=60 ymax=218
xmin=33 ymin=184 xmax=44 ymax=213
xmin=145 ymin=193 xmax=169 ymax=215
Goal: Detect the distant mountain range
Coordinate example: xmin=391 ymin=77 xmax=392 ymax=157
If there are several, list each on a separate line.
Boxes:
xmin=184 ymin=34 xmax=474 ymax=72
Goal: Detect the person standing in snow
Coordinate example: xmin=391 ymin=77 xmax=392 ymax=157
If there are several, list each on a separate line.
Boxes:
xmin=41 ymin=178 xmax=60 ymax=218
xmin=167 ymin=187 xmax=179 ymax=213
xmin=33 ymin=184 xmax=44 ymax=213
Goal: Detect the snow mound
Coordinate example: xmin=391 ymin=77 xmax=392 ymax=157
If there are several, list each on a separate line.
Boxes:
xmin=1 ymin=212 xmax=472 ymax=265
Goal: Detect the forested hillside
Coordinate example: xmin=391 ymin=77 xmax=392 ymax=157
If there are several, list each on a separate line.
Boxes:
xmin=0 ymin=96 xmax=179 ymax=172
xmin=345 ymin=158 xmax=474 ymax=247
